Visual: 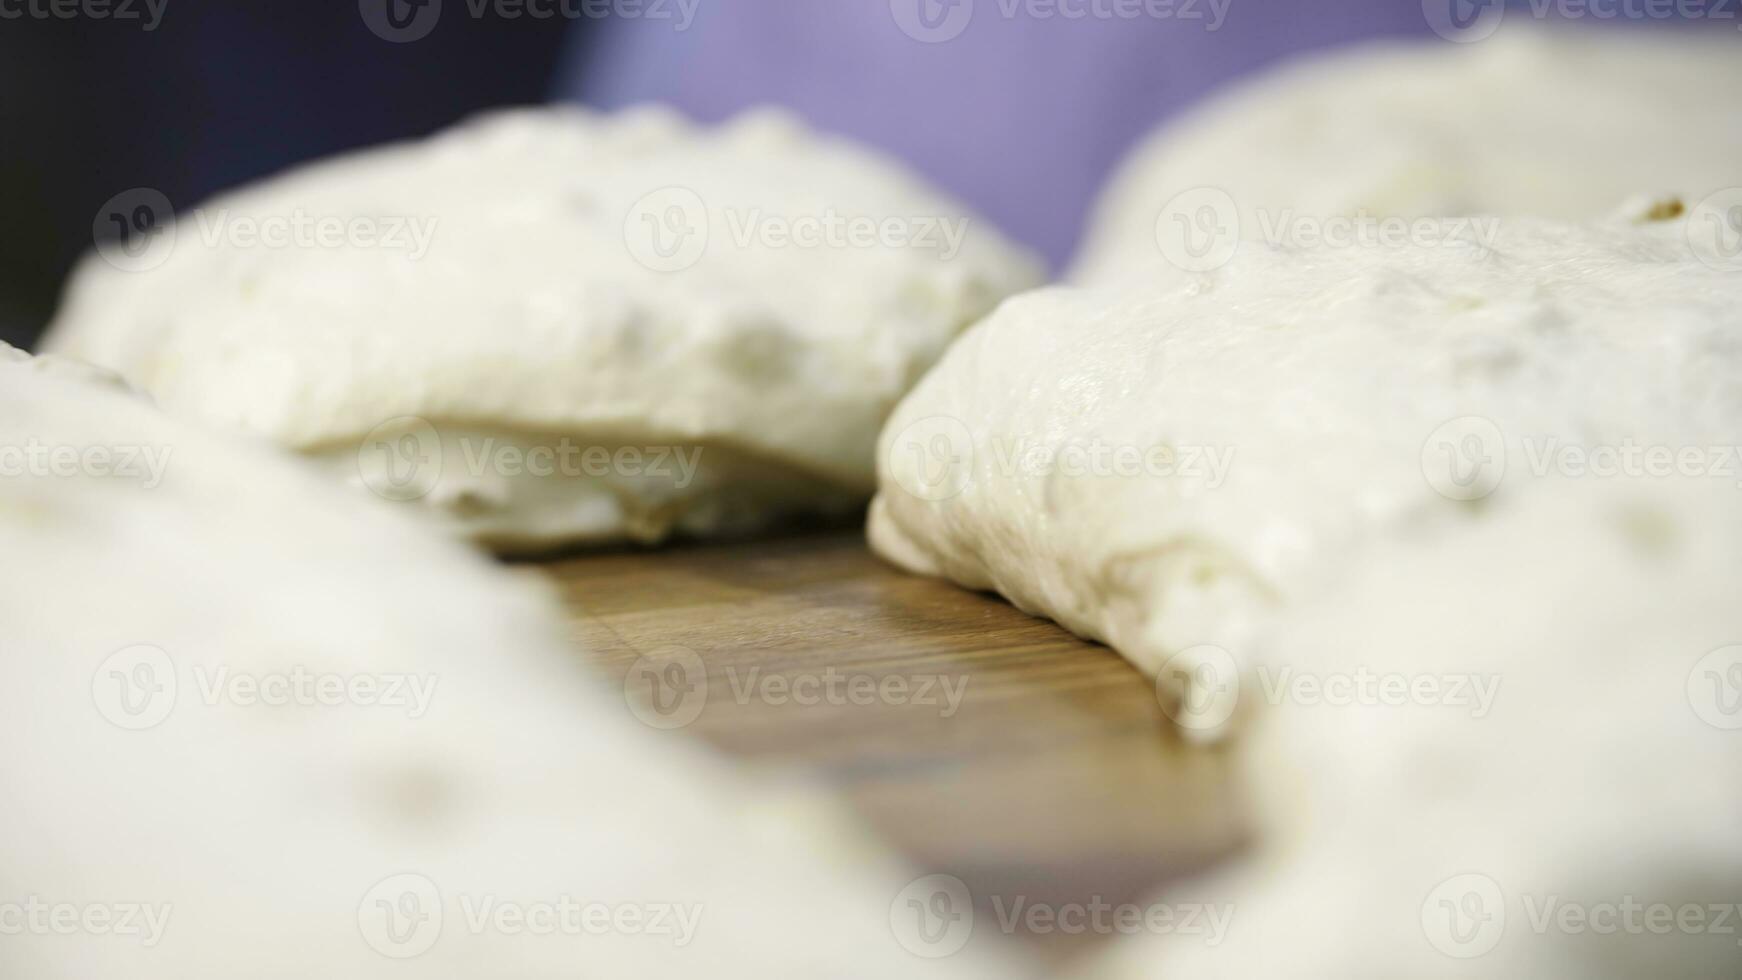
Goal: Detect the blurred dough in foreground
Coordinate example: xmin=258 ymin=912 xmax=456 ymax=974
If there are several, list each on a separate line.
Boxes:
xmin=1073 ymin=26 xmax=1742 ymax=282
xmin=871 ymin=209 xmax=1742 ymax=737
xmin=1074 ymin=478 xmax=1742 ymax=979
xmin=43 ymin=106 xmax=1042 ymax=553
xmin=0 ymin=343 xmax=1025 ymax=979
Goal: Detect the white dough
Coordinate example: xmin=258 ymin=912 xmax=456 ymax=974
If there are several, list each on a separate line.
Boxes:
xmin=0 ymin=344 xmax=1026 ymax=978
xmin=1073 ymin=26 xmax=1742 ymax=283
xmin=42 ymin=106 xmax=1042 ymax=553
xmin=870 ymin=211 xmax=1742 ymax=736
xmin=1073 ymin=478 xmax=1742 ymax=978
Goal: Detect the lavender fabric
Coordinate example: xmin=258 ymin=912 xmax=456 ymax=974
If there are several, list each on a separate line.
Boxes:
xmin=556 ymin=0 xmax=1434 ymax=268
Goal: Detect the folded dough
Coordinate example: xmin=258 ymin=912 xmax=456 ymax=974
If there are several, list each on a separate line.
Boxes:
xmin=1074 ymin=479 xmax=1742 ymax=978
xmin=0 ymin=344 xmax=1027 ymax=979
xmin=42 ymin=106 xmax=1042 ymax=553
xmin=870 ymin=212 xmax=1742 ymax=737
xmin=1073 ymin=26 xmax=1742 ymax=283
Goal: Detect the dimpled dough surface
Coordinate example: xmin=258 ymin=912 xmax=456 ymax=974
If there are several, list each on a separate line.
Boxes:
xmin=871 ymin=212 xmax=1742 ymax=734
xmin=43 ymin=106 xmax=1042 ymax=553
xmin=1073 ymin=26 xmax=1742 ymax=283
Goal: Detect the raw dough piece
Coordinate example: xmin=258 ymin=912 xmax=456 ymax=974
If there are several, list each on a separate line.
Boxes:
xmin=43 ymin=106 xmax=1042 ymax=553
xmin=1074 ymin=26 xmax=1742 ymax=282
xmin=1074 ymin=479 xmax=1742 ymax=978
xmin=871 ymin=212 xmax=1742 ymax=736
xmin=0 ymin=344 xmax=1026 ymax=979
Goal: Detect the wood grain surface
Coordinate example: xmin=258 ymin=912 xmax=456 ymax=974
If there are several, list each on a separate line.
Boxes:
xmin=540 ymin=530 xmax=1247 ymax=965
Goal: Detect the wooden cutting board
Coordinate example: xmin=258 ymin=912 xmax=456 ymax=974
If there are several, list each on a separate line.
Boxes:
xmin=538 ymin=530 xmax=1246 ymax=965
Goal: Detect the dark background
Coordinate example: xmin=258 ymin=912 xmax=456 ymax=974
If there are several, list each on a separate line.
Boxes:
xmin=6 ymin=1 xmax=1724 ymax=352
xmin=0 ymin=4 xmax=579 ymax=348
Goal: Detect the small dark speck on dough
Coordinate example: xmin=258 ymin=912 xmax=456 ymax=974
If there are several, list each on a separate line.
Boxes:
xmin=371 ymin=763 xmax=460 ymax=829
xmin=1643 ymin=198 xmax=1686 ymax=223
xmin=1614 ymin=503 xmax=1681 ymax=561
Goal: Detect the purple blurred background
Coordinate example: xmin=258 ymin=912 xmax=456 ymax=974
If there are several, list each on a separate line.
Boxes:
xmin=559 ymin=0 xmax=1431 ymax=268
